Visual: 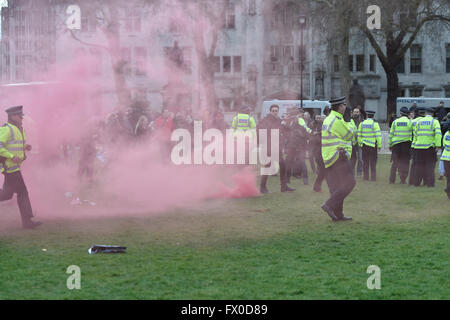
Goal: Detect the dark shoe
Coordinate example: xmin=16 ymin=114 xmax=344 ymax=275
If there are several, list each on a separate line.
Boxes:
xmin=260 ymin=188 xmax=271 ymax=194
xmin=313 ymin=187 xmax=322 ymax=192
xmin=341 ymin=216 xmax=353 ymax=221
xmin=321 ymin=204 xmax=338 ymax=221
xmin=281 ymin=185 xmax=296 ymax=192
xmin=389 ymin=181 xmax=394 ymax=184
xmin=400 ymin=180 xmax=406 ymax=184
xmin=23 ymin=219 xmax=42 ymax=229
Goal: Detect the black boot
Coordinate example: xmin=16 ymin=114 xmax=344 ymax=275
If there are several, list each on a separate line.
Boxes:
xmin=281 ymin=185 xmax=295 ymax=192
xmin=22 ymin=219 xmax=42 ymax=229
xmin=321 ymin=204 xmax=338 ymax=221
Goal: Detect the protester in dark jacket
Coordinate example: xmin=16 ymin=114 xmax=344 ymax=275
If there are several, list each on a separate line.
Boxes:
xmin=257 ymin=105 xmax=295 ymax=194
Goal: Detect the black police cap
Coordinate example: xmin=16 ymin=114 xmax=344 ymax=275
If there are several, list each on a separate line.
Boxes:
xmin=329 ymin=97 xmax=346 ymax=107
xmin=5 ymin=105 xmax=24 ymax=116
xmin=400 ymin=107 xmax=409 ymax=115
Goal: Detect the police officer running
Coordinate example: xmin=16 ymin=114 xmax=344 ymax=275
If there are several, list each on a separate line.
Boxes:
xmin=0 ymin=106 xmax=41 ymax=229
xmin=321 ymin=97 xmax=355 ymax=222
xmin=389 ymin=107 xmax=413 ymax=184
xmin=357 ymin=110 xmax=382 ymax=181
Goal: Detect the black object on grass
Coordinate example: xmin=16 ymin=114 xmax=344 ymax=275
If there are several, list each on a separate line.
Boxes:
xmin=88 ymin=245 xmax=127 ymax=254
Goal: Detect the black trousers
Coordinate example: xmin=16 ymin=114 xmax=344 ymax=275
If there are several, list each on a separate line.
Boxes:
xmin=414 ymin=148 xmax=436 ymax=187
xmin=0 ymin=171 xmax=34 ymax=222
xmin=286 ymin=148 xmax=307 ymax=181
xmin=362 ymin=145 xmax=378 ymax=181
xmin=313 ymin=153 xmax=327 ymax=192
xmin=324 ymin=154 xmax=356 ymax=219
xmin=444 ymin=160 xmax=450 ymax=198
xmin=409 ymin=149 xmax=419 ymax=185
xmin=351 ymin=144 xmax=363 ymax=176
xmin=260 ymin=156 xmax=287 ymax=189
xmin=389 ymin=141 xmax=411 ymax=183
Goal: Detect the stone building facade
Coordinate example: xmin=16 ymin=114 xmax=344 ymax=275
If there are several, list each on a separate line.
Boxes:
xmin=1 ymin=0 xmax=450 ymax=120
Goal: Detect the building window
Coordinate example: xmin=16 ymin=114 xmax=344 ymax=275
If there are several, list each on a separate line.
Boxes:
xmin=410 ymin=45 xmax=422 ymax=73
xmin=283 ymin=45 xmax=293 ymax=62
xmin=356 ymin=55 xmax=364 ymax=72
xmin=349 ymin=55 xmax=354 ymax=72
xmin=333 ymin=55 xmax=339 ymax=73
xmin=410 ymin=87 xmax=422 ymax=97
xmin=225 ymin=3 xmax=236 ymax=29
xmin=399 ymin=89 xmax=405 ymax=97
xmin=135 ymin=47 xmax=146 ymax=76
xmin=298 ymin=46 xmax=306 ymax=61
xmin=446 ymin=44 xmax=450 ymax=73
xmin=270 ymin=46 xmax=281 ymax=62
xmin=396 ymin=56 xmax=405 ymax=73
xmin=233 ymin=56 xmax=242 ymax=73
xmin=223 ymin=56 xmax=231 ymax=73
xmin=445 ymin=88 xmax=450 ymax=98
xmin=125 ymin=8 xmax=141 ymax=32
xmin=222 ymin=98 xmax=233 ymax=112
xmin=249 ymin=0 xmax=256 ymax=15
xmin=169 ymin=18 xmax=182 ymax=33
xmin=211 ymin=56 xmax=220 ymax=73
xmin=120 ymin=47 xmax=132 ymax=76
xmin=369 ymin=54 xmax=376 ymax=72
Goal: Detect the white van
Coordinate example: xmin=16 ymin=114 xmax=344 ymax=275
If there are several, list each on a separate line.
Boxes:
xmin=396 ymin=97 xmax=450 ymax=117
xmin=260 ymin=100 xmax=331 ymax=119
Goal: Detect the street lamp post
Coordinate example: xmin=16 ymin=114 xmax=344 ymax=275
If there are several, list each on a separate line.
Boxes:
xmin=299 ymin=15 xmax=306 ymax=110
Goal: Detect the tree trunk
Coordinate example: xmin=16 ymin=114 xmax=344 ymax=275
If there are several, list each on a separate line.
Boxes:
xmin=338 ymin=5 xmax=351 ymax=100
xmin=104 ymin=4 xmax=131 ymax=110
xmin=386 ymin=68 xmax=399 ymax=123
xmin=193 ymin=20 xmax=219 ymax=115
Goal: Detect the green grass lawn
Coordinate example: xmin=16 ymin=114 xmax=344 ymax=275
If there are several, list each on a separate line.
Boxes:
xmin=0 ymin=155 xmax=449 ymax=299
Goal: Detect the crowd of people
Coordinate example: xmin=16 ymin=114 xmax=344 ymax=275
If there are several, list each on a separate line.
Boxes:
xmin=1 ymin=97 xmax=449 ymax=229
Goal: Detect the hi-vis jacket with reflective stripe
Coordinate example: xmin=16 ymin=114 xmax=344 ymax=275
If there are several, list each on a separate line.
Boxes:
xmin=321 ymin=110 xmax=355 ymax=168
xmin=0 ymin=122 xmax=26 ymax=173
xmin=357 ymin=119 xmax=382 ymax=148
xmin=231 ymin=113 xmax=257 ymax=141
xmin=412 ymin=115 xmax=442 ymax=149
xmin=231 ymin=113 xmax=257 ymax=132
xmin=441 ymin=131 xmax=450 ymax=162
xmin=389 ymin=116 xmax=413 ymax=148
xmin=298 ymin=118 xmax=312 ymax=134
xmin=411 ymin=116 xmax=422 ymax=148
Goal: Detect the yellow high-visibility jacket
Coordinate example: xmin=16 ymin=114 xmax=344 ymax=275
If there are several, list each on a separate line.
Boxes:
xmin=321 ymin=110 xmax=355 ymax=168
xmin=358 ymin=119 xmax=382 ymax=149
xmin=0 ymin=122 xmax=27 ymax=174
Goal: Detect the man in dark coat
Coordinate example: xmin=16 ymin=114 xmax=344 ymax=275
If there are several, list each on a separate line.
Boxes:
xmin=285 ymin=108 xmax=308 ymax=185
xmin=258 ymin=105 xmax=295 ymax=194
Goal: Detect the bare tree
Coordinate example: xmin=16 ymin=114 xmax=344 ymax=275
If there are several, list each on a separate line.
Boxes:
xmin=357 ymin=0 xmax=450 ymax=121
xmin=182 ymin=0 xmax=229 ymax=114
xmin=307 ymin=0 xmax=356 ymax=100
xmin=64 ymin=0 xmax=161 ymax=111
